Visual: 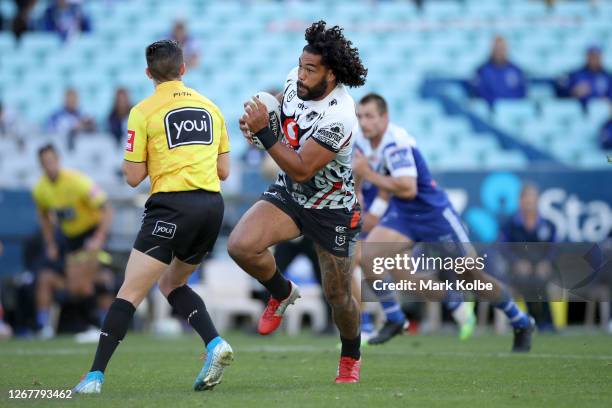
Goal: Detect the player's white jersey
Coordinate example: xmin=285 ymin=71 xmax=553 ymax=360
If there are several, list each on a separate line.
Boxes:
xmin=354 ymin=122 xmax=451 ymax=215
xmin=354 ymin=122 xmax=417 ymax=178
xmin=275 ymin=67 xmax=358 ymax=210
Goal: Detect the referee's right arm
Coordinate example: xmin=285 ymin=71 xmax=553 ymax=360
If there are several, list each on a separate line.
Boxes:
xmin=122 ymin=108 xmax=148 ymax=187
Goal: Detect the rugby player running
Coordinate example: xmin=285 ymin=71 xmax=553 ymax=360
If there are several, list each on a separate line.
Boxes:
xmin=353 ymin=93 xmax=535 ymax=351
xmin=229 ymin=21 xmax=368 ymax=383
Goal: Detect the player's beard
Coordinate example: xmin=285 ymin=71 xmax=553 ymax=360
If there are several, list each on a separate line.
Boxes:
xmin=297 ymin=78 xmax=328 ymax=101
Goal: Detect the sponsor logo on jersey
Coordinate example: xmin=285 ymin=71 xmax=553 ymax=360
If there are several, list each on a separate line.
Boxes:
xmin=55 ymin=207 xmax=76 ymax=221
xmin=389 ymin=147 xmax=413 ymax=169
xmin=126 ymin=130 xmax=135 ymax=152
xmin=263 ymin=190 xmax=285 ymax=203
xmin=282 ymin=118 xmax=300 ymax=148
xmin=286 ymin=89 xmax=296 ymax=102
xmin=335 ymin=225 xmax=348 ymax=233
xmin=164 ymin=107 xmax=213 ymax=149
xmin=315 ymin=122 xmax=345 ymax=146
xmin=152 ymin=221 xmax=177 ymax=239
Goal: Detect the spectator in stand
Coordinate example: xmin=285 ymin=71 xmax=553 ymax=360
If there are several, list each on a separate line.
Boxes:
xmin=472 ymin=36 xmax=527 ymax=106
xmin=11 ymin=0 xmax=37 ymax=39
xmin=168 ymin=20 xmax=201 ymax=70
xmin=557 ymin=46 xmax=612 ymax=105
xmin=600 ymin=115 xmax=612 ymax=150
xmin=47 ymin=88 xmax=95 ymax=147
xmin=0 ymin=101 xmax=19 ymax=137
xmin=42 ymin=0 xmax=91 ymax=42
xmin=107 ymin=87 xmax=132 ymax=146
xmin=500 ymin=183 xmax=557 ymax=332
xmin=1 ymin=100 xmax=28 ymax=147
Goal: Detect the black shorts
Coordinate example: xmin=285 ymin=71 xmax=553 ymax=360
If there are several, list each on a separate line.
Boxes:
xmin=42 ymin=226 xmax=98 ymax=273
xmin=134 ymin=189 xmax=224 ymax=265
xmin=63 ymin=227 xmax=97 ymax=253
xmin=260 ymin=184 xmax=361 ymax=258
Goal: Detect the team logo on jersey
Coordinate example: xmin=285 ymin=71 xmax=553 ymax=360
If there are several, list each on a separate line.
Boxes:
xmin=164 ymin=107 xmax=213 ymax=149
xmin=152 ymin=221 xmax=177 ymax=239
xmin=126 ymin=130 xmax=135 ymax=152
xmin=305 ymin=111 xmax=319 ymax=121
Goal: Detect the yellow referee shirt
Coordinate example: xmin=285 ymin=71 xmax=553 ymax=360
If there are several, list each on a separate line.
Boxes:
xmin=32 ymin=169 xmax=107 ymax=238
xmin=124 ymin=80 xmax=230 ymax=194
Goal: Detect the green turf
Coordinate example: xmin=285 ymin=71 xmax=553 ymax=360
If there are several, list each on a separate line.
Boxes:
xmin=1 ymin=331 xmax=611 ymax=407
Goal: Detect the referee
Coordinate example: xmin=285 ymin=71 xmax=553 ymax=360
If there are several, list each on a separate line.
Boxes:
xmin=74 ymin=40 xmax=233 ymax=394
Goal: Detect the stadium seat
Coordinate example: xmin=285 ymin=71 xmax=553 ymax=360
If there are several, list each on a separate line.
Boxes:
xmin=493 ymin=100 xmax=537 ymax=133
xmin=540 ymin=100 xmax=583 ymax=126
xmin=586 ymin=99 xmax=611 ymax=127
xmin=194 ymin=258 xmax=264 ymax=333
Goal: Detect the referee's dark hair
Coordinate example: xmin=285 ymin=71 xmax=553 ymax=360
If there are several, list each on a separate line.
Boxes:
xmin=145 ymin=40 xmax=184 ymax=82
xmin=38 ymin=143 xmax=58 ymax=160
xmin=304 ymin=20 xmax=367 ymax=88
xmin=359 ymin=93 xmax=388 ymax=115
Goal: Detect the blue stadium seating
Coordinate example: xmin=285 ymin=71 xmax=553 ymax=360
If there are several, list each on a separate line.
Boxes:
xmin=1 ymin=0 xmax=611 ymax=189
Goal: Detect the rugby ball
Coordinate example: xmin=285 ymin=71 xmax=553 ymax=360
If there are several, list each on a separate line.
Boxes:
xmin=251 ymin=91 xmax=282 ymax=150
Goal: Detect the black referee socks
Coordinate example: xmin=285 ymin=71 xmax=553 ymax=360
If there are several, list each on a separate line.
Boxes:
xmin=91 ymin=298 xmax=135 ymax=373
xmin=259 ymin=268 xmax=291 ymax=301
xmin=167 ymin=285 xmax=219 ymax=346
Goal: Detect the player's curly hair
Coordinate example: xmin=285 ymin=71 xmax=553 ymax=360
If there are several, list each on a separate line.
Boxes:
xmin=304 ymin=20 xmax=367 ymax=88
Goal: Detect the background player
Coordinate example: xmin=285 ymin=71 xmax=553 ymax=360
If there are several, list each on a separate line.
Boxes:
xmin=73 ymin=40 xmax=232 ymax=393
xmin=354 ymin=94 xmax=476 ymax=344
xmin=229 ymin=21 xmax=367 ymax=383
xmin=353 ymin=93 xmax=535 ymax=351
xmin=33 ymin=144 xmax=113 ymax=339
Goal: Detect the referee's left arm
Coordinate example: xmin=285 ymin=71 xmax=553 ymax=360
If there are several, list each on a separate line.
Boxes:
xmin=217 ymin=117 xmax=231 ymax=181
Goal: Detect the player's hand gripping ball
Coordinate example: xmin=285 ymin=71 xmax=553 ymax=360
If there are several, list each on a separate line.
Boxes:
xmin=240 ymin=92 xmax=282 ymax=150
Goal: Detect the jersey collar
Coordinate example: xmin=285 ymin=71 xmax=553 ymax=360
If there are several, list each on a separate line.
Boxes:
xmin=156 ymin=80 xmax=184 ymax=91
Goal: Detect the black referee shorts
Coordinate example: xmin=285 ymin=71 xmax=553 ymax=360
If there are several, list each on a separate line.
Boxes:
xmin=134 ymin=189 xmax=224 ymax=265
xmin=42 ymin=226 xmax=99 ymax=274
xmin=260 ymin=184 xmax=361 ymax=258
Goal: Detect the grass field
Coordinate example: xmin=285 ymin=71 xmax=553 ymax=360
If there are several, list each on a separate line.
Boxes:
xmin=1 ymin=331 xmax=611 ymax=407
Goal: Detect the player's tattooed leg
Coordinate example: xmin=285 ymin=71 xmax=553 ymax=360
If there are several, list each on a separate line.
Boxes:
xmin=315 ymin=244 xmax=360 ymax=338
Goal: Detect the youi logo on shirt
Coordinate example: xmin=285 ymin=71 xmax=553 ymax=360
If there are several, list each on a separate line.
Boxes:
xmin=164 ymin=107 xmax=213 ymax=148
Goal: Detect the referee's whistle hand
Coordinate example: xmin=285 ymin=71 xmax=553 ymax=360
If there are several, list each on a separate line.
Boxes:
xmin=243 ymin=98 xmax=269 ymax=134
